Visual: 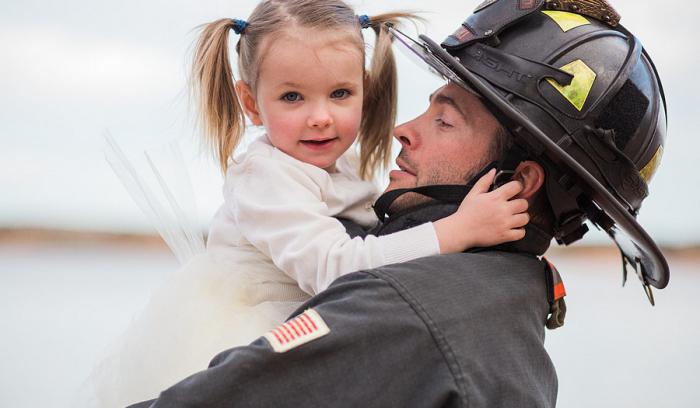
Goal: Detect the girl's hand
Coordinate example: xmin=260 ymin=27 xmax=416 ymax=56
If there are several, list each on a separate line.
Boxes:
xmin=433 ymin=169 xmax=529 ymax=253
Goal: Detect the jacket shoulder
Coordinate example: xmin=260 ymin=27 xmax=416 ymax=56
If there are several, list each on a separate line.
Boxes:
xmin=362 ymin=252 xmax=558 ymax=407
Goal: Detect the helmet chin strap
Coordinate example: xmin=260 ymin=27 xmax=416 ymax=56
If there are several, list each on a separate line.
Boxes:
xmin=374 ymin=144 xmax=528 ymax=222
xmin=373 ymin=179 xmax=478 ymax=223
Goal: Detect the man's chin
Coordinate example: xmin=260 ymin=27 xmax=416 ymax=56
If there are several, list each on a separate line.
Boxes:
xmin=386 ymin=170 xmax=417 ymax=192
xmin=387 ymin=191 xmax=433 ymax=214
xmin=384 ymin=178 xmax=434 ymax=214
xmin=385 ymin=180 xmax=408 ymax=194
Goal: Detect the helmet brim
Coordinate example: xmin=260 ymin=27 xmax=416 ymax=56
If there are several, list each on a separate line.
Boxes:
xmin=388 ymin=26 xmax=669 ymax=289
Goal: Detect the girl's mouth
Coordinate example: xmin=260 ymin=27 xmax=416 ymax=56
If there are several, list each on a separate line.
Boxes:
xmin=300 ymin=138 xmax=338 ymax=149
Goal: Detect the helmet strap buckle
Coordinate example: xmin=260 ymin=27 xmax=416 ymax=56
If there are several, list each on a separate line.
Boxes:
xmin=556 ymin=212 xmax=588 ymax=245
xmin=544 ymin=166 xmax=590 ymax=245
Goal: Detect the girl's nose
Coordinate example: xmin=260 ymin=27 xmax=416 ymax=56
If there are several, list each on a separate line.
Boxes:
xmin=307 ymin=103 xmax=334 ymax=129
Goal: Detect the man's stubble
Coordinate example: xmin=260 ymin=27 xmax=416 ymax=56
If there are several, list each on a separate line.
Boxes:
xmin=387 ymin=149 xmax=490 ymax=214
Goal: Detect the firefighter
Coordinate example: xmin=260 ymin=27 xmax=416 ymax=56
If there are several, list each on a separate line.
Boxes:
xmin=130 ymin=1 xmax=667 ymax=406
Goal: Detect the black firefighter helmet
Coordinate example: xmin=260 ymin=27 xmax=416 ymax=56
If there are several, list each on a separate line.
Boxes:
xmin=387 ymin=0 xmax=668 ymax=302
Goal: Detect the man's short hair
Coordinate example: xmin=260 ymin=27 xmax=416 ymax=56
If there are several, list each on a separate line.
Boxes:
xmin=489 ymin=125 xmax=512 ymax=161
xmin=490 ymin=125 xmax=555 ymax=236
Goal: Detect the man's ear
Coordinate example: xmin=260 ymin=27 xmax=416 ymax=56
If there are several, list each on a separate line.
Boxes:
xmin=513 ymin=160 xmax=545 ymax=199
xmin=235 ymin=80 xmax=263 ymax=126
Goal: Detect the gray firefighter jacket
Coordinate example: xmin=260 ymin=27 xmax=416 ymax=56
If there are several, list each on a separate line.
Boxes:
xmin=129 ymin=203 xmax=558 ymax=408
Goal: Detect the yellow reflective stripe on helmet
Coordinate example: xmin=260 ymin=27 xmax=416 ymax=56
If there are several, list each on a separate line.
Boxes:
xmin=640 ymin=145 xmax=664 ymax=183
xmin=542 ymin=10 xmax=591 ymax=32
xmin=546 ymin=59 xmax=597 ymax=111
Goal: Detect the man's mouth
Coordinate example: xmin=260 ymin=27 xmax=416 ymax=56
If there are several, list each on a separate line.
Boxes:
xmin=395 ymin=158 xmax=417 ymax=176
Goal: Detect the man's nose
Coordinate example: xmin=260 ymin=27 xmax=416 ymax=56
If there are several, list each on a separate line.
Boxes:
xmin=307 ymin=102 xmax=334 ymax=129
xmin=393 ymin=120 xmax=418 ymax=149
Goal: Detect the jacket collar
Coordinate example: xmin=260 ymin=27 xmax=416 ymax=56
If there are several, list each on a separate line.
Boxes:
xmin=373 ymin=201 xmax=551 ymax=256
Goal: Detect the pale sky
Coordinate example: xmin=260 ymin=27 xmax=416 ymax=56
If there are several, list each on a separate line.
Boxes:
xmin=1 ymin=0 xmax=698 ymax=245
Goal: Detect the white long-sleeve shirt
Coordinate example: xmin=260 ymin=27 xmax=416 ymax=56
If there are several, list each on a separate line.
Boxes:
xmin=207 ymin=136 xmax=440 ymax=295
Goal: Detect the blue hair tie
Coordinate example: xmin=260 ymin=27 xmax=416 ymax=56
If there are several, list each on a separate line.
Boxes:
xmin=358 ymin=14 xmax=371 ymax=29
xmin=231 ymin=18 xmax=248 ymax=35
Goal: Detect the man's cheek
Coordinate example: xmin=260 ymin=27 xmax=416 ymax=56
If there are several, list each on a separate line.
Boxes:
xmin=420 ymin=168 xmax=444 ymax=186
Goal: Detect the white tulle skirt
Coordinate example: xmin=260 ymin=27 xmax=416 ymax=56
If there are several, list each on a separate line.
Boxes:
xmin=76 ymin=251 xmax=310 ymax=408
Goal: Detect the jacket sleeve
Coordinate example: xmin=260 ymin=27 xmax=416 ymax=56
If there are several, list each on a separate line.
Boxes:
xmin=127 ymin=272 xmax=458 ymax=408
xmin=227 ymin=154 xmax=440 ymax=294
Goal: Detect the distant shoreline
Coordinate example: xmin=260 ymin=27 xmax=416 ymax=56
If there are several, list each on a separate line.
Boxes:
xmin=2 ymin=227 xmax=699 ymax=258
xmin=0 ymin=227 xmax=168 ymax=248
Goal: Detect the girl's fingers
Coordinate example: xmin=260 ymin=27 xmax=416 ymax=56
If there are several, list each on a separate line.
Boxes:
xmin=466 ymin=168 xmax=496 ymax=199
xmin=492 ymin=179 xmax=523 ymax=199
xmin=507 ymin=198 xmax=529 ymax=214
xmin=506 ymin=228 xmax=527 ymax=241
xmin=508 ymin=213 xmax=530 ymax=228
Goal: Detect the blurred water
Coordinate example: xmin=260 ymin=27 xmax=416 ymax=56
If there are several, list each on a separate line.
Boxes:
xmin=544 ymin=250 xmax=700 ymax=407
xmin=0 ymin=241 xmax=178 ymax=408
xmin=0 ymin=241 xmax=698 ymax=407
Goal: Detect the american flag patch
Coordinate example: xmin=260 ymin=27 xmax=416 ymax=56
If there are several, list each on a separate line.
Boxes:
xmin=263 ymin=309 xmax=330 ymax=353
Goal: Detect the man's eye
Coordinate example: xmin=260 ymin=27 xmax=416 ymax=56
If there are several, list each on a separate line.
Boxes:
xmin=435 ymin=118 xmax=453 ymax=128
xmin=282 ymin=92 xmax=302 ymax=102
xmin=330 ymin=89 xmax=351 ymax=99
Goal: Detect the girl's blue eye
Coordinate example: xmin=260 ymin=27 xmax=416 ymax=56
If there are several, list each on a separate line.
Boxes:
xmin=282 ymin=92 xmax=302 ymax=102
xmin=330 ymin=89 xmax=351 ymax=99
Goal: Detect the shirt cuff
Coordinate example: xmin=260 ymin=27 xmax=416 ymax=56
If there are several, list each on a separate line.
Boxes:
xmin=379 ymin=222 xmax=440 ymax=265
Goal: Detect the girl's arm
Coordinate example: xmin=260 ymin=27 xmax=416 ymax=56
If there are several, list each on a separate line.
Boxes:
xmin=229 ymin=155 xmax=439 ymax=295
xmin=230 ymin=157 xmax=527 ymax=295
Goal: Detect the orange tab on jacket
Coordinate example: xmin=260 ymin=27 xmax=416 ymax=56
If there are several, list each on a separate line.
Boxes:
xmin=543 ymin=257 xmax=567 ymax=329
xmin=264 ymin=308 xmax=330 ymax=353
xmin=543 ymin=257 xmax=567 ymax=301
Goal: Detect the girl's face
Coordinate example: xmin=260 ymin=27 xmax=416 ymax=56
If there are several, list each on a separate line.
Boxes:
xmin=238 ymin=27 xmax=364 ymax=172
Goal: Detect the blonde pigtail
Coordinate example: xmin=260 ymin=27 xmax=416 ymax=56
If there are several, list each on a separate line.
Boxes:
xmin=191 ymin=18 xmax=247 ymax=174
xmin=359 ymin=12 xmax=422 ymax=180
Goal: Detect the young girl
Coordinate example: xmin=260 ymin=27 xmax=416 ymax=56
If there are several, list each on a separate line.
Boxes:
xmin=199 ymin=0 xmax=528 ymax=297
xmin=87 ymin=0 xmax=528 ymax=406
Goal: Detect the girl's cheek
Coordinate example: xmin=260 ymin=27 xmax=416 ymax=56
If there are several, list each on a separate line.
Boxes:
xmin=264 ymin=122 xmax=285 ymax=141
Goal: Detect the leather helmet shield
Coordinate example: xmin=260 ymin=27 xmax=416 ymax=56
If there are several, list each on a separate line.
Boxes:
xmin=386 ymin=6 xmax=669 ymax=290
